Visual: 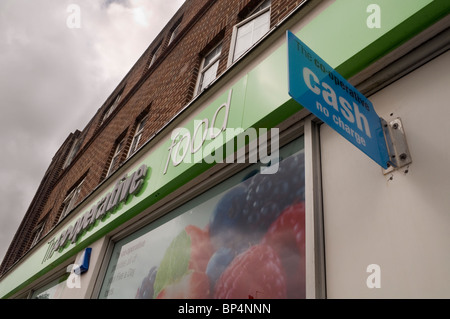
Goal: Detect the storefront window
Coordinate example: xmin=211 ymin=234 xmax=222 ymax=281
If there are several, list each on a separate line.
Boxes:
xmin=31 ymin=273 xmax=69 ymax=299
xmin=99 ymin=136 xmax=305 ymax=299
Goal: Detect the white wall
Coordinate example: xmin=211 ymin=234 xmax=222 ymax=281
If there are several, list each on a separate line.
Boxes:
xmin=58 ymin=237 xmax=109 ymax=299
xmin=321 ymin=51 xmax=450 ymax=298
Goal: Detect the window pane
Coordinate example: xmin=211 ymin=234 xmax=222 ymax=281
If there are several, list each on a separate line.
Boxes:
xmin=117 ymin=140 xmax=124 ymax=154
xmin=107 ymin=140 xmax=124 ymax=177
xmin=60 ymin=181 xmax=83 ymax=220
xmin=65 ymin=197 xmax=75 ymax=216
xmin=107 ymin=156 xmax=119 ymax=176
xmin=253 ymin=11 xmax=270 ymax=39
xmin=99 ymin=136 xmax=305 ymax=299
xmin=137 ymin=117 xmax=147 ymax=132
xmin=234 ymin=23 xmax=254 ymax=59
xmin=63 ymin=138 xmax=81 ymax=169
xmin=31 ymin=274 xmax=69 ymax=299
xmin=128 ymin=117 xmax=147 ymax=157
xmin=233 ymin=11 xmax=270 ymax=62
xmin=129 ymin=133 xmax=142 ymax=155
xmin=149 ymin=45 xmax=161 ymax=68
xmin=204 ymin=44 xmax=222 ymax=67
xmin=169 ymin=24 xmax=180 ymax=45
xmin=31 ymin=227 xmax=43 ymax=247
xmin=199 ymin=60 xmax=219 ymax=92
xmin=254 ymin=0 xmax=271 ymax=13
xmin=111 ymin=94 xmax=121 ymax=111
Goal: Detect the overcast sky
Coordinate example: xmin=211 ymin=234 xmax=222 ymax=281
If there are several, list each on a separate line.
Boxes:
xmin=0 ymin=0 xmax=184 ymax=264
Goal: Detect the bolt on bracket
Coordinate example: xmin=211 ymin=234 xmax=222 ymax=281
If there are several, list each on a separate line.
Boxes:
xmin=381 ymin=117 xmax=412 ymax=174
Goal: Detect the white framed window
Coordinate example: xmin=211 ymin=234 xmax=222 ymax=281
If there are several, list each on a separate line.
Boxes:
xmin=59 ymin=179 xmax=84 ymax=221
xmin=168 ymin=22 xmax=181 ymax=45
xmin=31 ymin=222 xmax=46 ymax=247
xmin=101 ymin=89 xmax=123 ymax=125
xmin=107 ymin=139 xmax=125 ymax=178
xmin=127 ymin=116 xmax=148 ymax=158
xmin=62 ymin=138 xmax=81 ymax=170
xmin=149 ymin=43 xmax=162 ymax=68
xmin=197 ymin=43 xmax=223 ymax=94
xmin=229 ymin=0 xmax=271 ymax=64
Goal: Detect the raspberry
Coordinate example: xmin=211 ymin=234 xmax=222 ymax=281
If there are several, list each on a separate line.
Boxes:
xmin=185 ymin=225 xmax=214 ymax=273
xmin=135 ymin=266 xmax=158 ymax=299
xmin=262 ymin=202 xmax=306 ymax=298
xmin=213 ymin=244 xmax=287 ymax=299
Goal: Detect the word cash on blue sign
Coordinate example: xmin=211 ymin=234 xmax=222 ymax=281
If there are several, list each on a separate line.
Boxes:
xmin=287 ymin=30 xmax=390 ymax=169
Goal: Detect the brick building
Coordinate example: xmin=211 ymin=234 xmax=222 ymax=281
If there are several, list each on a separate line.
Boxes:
xmin=1 ymin=0 xmax=303 ymax=275
xmin=1 ymin=0 xmax=449 ymax=299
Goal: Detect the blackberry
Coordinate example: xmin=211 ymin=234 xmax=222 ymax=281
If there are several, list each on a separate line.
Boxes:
xmin=135 ymin=266 xmax=158 ymax=299
xmin=209 ymin=151 xmax=305 ymax=250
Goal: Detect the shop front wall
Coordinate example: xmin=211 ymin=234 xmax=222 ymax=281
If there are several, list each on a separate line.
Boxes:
xmin=321 ymin=51 xmax=450 ymax=298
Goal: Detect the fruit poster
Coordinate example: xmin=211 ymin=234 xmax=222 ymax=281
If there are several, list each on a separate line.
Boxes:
xmin=100 ymin=139 xmax=305 ymax=299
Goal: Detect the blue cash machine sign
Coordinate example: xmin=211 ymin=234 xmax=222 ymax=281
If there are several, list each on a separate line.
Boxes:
xmin=287 ymin=31 xmax=390 ymax=169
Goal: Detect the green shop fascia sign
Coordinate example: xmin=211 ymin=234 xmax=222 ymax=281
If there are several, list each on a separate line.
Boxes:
xmin=43 ymin=164 xmax=148 ymax=262
xmin=1 ymin=0 xmax=448 ymax=299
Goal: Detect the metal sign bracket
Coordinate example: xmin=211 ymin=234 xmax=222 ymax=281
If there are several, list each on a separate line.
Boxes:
xmin=381 ymin=117 xmax=412 ymax=174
